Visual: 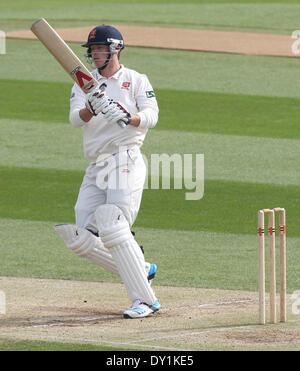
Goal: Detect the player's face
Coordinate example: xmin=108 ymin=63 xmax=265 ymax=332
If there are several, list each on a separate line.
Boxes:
xmin=91 ymin=45 xmax=110 ymax=67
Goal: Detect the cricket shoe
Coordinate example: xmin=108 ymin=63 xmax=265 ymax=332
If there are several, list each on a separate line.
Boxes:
xmin=123 ymin=299 xmax=161 ymax=319
xmin=147 ymin=263 xmax=157 ymax=285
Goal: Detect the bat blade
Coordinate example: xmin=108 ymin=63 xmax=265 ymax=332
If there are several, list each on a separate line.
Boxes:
xmin=31 ymin=18 xmax=99 ymax=93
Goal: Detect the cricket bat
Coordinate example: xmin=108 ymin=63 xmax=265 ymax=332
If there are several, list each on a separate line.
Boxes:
xmin=31 ymin=18 xmax=99 ymax=94
xmin=31 ymin=18 xmax=127 ymax=127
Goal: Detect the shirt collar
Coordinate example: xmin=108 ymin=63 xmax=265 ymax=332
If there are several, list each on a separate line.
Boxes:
xmin=96 ymin=65 xmax=124 ymax=80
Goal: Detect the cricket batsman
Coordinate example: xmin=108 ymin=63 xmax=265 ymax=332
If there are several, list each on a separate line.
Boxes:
xmin=54 ymin=24 xmax=161 ymax=318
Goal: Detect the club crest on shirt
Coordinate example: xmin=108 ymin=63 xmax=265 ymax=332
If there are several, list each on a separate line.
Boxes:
xmin=121 ymin=82 xmax=131 ymax=90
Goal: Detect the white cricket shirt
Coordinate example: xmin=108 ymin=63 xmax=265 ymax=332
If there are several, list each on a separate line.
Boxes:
xmin=69 ymin=65 xmax=159 ymax=162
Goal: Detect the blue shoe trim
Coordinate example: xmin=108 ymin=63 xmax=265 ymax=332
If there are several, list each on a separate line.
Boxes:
xmin=131 ymin=307 xmax=147 ymax=315
xmin=148 ymin=264 xmax=157 ymax=281
xmin=148 ymin=264 xmax=157 ymax=276
xmin=151 ymin=300 xmax=161 ymax=311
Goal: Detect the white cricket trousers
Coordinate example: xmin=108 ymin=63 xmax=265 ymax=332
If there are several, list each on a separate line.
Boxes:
xmin=75 ymin=147 xmax=146 ymax=233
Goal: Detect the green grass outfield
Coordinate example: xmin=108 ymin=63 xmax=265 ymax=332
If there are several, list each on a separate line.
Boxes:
xmin=1 ymin=0 xmax=300 ymax=351
xmin=2 ymin=0 xmax=300 ymax=33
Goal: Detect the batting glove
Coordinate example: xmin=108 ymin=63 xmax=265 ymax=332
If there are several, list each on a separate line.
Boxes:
xmin=102 ymin=102 xmax=131 ymax=127
xmin=86 ymin=90 xmax=112 ymax=116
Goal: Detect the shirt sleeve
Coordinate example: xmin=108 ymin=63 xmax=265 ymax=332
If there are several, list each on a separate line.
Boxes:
xmin=135 ymin=74 xmax=159 ymax=129
xmin=69 ymin=83 xmax=88 ymax=128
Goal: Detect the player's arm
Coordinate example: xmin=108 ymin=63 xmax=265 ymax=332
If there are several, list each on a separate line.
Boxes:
xmin=104 ymin=75 xmax=158 ymax=128
xmin=79 ymin=107 xmax=94 ymax=122
xmin=134 ymin=74 xmax=159 ymax=129
xmin=69 ymin=83 xmax=92 ymax=127
xmin=70 ymin=85 xmax=110 ymax=125
xmin=128 ymin=114 xmax=141 ymax=127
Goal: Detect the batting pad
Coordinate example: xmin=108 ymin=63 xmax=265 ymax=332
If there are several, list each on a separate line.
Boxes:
xmin=95 ymin=204 xmax=157 ymax=305
xmin=54 ymin=224 xmax=119 ymax=275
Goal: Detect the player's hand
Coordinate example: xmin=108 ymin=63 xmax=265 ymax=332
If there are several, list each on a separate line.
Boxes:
xmin=86 ymin=90 xmax=112 ymax=116
xmin=102 ymin=102 xmax=131 ymax=127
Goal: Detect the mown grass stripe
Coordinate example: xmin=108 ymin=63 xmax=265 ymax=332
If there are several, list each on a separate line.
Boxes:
xmin=1 ymin=79 xmax=300 ymax=139
xmin=143 ymin=129 xmax=300 ymax=186
xmin=1 ymin=1 xmax=300 ymax=34
xmin=3 ymin=39 xmax=300 ymax=99
xmin=0 ymin=218 xmax=299 ymax=291
xmin=0 ymin=80 xmax=70 ymax=123
xmin=1 ymin=118 xmax=299 ymax=186
xmin=0 ymin=118 xmax=88 ymax=171
xmin=0 ymin=166 xmax=299 ymax=237
xmin=156 ymin=90 xmax=300 ymax=139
